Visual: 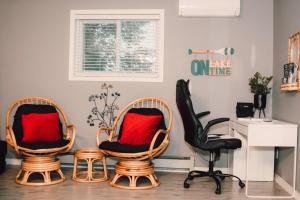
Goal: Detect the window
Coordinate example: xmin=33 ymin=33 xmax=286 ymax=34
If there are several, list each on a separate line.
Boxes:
xmin=69 ymin=10 xmax=164 ymax=82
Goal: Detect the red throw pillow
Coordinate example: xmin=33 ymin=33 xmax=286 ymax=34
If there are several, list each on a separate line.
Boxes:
xmin=118 ymin=113 xmax=162 ymax=145
xmin=21 ymin=112 xmax=61 ymax=143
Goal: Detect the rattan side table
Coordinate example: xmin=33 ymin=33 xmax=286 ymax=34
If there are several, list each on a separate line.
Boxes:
xmin=72 ymin=148 xmax=108 ymax=183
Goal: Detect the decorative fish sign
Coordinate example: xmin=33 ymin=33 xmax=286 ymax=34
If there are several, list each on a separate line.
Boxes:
xmin=188 ymin=48 xmax=235 ymax=56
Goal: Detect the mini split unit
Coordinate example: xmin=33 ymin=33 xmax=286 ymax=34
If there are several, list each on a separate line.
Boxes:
xmin=179 ymin=0 xmax=240 ymax=17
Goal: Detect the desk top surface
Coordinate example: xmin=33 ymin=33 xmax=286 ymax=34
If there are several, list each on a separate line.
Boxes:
xmin=231 ymin=118 xmax=298 ymax=128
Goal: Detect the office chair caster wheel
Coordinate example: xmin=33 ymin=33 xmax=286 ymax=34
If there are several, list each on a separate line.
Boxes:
xmin=239 ymin=181 xmax=245 ymax=188
xmin=215 ymin=188 xmax=221 ymax=195
xmin=184 ymin=182 xmax=190 ymax=188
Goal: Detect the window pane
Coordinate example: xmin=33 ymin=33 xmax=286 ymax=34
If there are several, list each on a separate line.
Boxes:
xmin=120 ymin=21 xmax=157 ymax=73
xmin=83 ymin=22 xmax=117 ymax=71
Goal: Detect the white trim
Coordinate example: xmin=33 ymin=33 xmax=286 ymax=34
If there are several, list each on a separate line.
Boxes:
xmin=158 ymin=9 xmax=164 ymax=84
xmin=275 ymin=174 xmax=300 ymax=200
xmin=71 ymin=9 xmax=165 ymax=16
xmin=69 ymin=9 xmax=164 ymax=82
xmin=73 ymin=15 xmax=161 ymax=20
xmin=69 ymin=74 xmax=163 ymax=82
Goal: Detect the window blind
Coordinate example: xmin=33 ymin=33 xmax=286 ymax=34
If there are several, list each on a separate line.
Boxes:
xmin=73 ymin=18 xmax=159 ymax=76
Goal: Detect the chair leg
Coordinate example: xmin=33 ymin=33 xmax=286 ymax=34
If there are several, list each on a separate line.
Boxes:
xmin=187 ymin=170 xmax=207 ymax=179
xmin=214 ymin=170 xmax=225 ymax=180
xmin=215 ymin=173 xmax=245 ymax=188
xmin=184 ymin=170 xmax=208 ymax=188
xmin=211 ymin=176 xmax=222 ymax=194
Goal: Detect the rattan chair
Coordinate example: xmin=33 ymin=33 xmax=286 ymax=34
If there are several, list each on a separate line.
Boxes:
xmin=6 ymin=97 xmax=75 ymax=185
xmin=96 ymin=97 xmax=172 ymax=189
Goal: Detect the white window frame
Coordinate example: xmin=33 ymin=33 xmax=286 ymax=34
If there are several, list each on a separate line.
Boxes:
xmin=69 ymin=9 xmax=164 ymax=82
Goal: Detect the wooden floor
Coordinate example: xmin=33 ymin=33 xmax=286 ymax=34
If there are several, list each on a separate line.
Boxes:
xmin=0 ymin=166 xmax=293 ymax=200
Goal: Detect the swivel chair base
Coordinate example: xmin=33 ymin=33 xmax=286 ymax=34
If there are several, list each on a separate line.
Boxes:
xmin=16 ymin=156 xmax=65 ymax=186
xmin=183 ymin=152 xmax=245 ymax=194
xmin=110 ymin=160 xmax=160 ymax=190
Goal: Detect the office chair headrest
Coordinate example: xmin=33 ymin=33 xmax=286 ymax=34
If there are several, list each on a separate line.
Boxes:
xmin=176 ymin=79 xmax=191 ymax=97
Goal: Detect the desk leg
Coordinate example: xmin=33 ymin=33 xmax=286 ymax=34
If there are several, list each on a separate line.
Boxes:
xmin=246 ymin=146 xmax=297 ymax=199
xmin=292 ymin=146 xmax=297 ymax=198
xmin=245 ymin=146 xmax=249 ymax=197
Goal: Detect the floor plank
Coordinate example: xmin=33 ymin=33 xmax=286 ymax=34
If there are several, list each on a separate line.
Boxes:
xmin=0 ymin=166 xmax=293 ymax=200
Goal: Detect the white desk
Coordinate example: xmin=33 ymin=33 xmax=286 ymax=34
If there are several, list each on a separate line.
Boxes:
xmin=229 ymin=119 xmax=298 ymax=198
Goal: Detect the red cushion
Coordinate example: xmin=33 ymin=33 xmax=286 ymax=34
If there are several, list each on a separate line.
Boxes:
xmin=118 ymin=113 xmax=162 ymax=145
xmin=21 ymin=113 xmax=62 ymax=143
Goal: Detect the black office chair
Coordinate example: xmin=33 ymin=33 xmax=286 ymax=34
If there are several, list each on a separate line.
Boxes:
xmin=176 ymin=79 xmax=245 ymax=194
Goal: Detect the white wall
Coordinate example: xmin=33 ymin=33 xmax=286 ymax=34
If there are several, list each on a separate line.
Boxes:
xmin=273 ymin=0 xmax=300 ymax=191
xmin=0 ymin=0 xmax=273 ymax=167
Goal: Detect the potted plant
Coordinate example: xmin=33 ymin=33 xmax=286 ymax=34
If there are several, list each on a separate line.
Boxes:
xmin=248 ymin=72 xmax=273 ymax=117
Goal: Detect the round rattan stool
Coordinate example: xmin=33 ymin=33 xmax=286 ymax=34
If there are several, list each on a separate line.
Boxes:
xmin=16 ymin=156 xmax=65 ymax=186
xmin=72 ymin=148 xmax=108 ymax=183
xmin=110 ymin=160 xmax=159 ymax=189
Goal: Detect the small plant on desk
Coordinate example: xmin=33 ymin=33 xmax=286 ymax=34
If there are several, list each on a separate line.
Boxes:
xmin=248 ymin=72 xmax=273 ymax=118
xmin=87 ymin=83 xmax=121 ymax=130
xmin=249 ymin=72 xmax=273 ymax=95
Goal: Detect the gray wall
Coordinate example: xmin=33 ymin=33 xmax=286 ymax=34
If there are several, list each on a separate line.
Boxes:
xmin=273 ymin=0 xmax=300 ymax=190
xmin=0 ymin=0 xmax=273 ymax=167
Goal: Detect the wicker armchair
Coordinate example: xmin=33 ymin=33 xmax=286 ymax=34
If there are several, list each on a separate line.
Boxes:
xmin=96 ymin=97 xmax=172 ymax=189
xmin=6 ymin=97 xmax=75 ymax=185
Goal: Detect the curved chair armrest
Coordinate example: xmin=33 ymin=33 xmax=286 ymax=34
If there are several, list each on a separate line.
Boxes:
xmin=148 ymin=129 xmax=169 ymax=160
xmin=6 ymin=126 xmax=20 ymax=154
xmin=203 ymin=118 xmax=229 ymax=135
xmin=96 ymin=127 xmax=117 ymax=147
xmin=196 ymin=111 xmax=210 ymax=118
xmin=64 ymin=124 xmax=76 ymax=152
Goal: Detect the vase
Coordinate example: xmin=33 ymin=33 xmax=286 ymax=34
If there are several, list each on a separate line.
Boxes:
xmin=253 ymin=94 xmax=266 ymax=118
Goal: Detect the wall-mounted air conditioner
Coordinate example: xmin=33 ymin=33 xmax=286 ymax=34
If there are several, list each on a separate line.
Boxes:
xmin=179 ymin=0 xmax=240 ymax=17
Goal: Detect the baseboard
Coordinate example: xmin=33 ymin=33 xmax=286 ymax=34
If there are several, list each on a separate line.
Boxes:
xmin=275 ymin=174 xmax=300 ymax=200
xmin=5 ymin=155 xmax=194 ymax=173
xmin=6 ymin=158 xmax=21 ymax=165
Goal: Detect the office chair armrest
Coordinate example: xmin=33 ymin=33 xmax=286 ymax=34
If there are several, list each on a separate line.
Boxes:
xmin=203 ymin=118 xmax=230 ymax=134
xmin=196 ymin=111 xmax=211 ymax=118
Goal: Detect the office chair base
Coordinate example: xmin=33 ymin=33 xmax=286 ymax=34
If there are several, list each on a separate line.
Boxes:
xmin=110 ymin=160 xmax=160 ymax=189
xmin=184 ymin=153 xmax=245 ymax=195
xmin=184 ymin=169 xmax=244 ymax=194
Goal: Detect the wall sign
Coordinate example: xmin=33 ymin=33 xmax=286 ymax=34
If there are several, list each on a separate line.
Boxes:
xmin=188 ymin=48 xmax=235 ymax=76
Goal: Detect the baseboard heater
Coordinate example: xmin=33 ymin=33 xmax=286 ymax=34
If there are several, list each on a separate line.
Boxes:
xmin=59 ymin=155 xmax=194 ymax=172
xmin=6 ymin=155 xmax=194 ymax=172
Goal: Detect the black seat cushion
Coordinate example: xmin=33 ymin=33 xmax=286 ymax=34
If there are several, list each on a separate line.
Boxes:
xmin=99 ymin=134 xmax=164 ymax=153
xmin=198 ymin=138 xmax=241 ymax=151
xmin=100 ymin=107 xmax=167 ymax=153
xmin=18 ymin=139 xmax=70 ymax=150
xmin=12 ymin=104 xmax=63 ymax=145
